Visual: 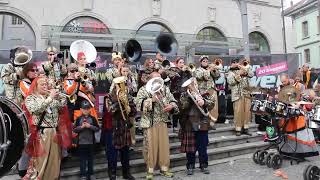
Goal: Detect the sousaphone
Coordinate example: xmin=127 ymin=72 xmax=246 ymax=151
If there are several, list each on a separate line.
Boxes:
xmin=13 ymin=46 xmax=33 ymax=66
xmin=70 ymin=40 xmax=97 ymax=64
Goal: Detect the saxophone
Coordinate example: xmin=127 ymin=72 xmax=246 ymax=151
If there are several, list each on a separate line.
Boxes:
xmin=116 ymin=81 xmax=131 ymax=121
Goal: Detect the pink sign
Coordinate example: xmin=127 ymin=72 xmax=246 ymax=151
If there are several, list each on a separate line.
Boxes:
xmin=256 ymin=61 xmax=288 ymax=77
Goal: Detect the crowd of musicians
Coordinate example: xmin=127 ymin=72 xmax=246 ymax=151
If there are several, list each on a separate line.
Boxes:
xmin=1 ymin=45 xmax=320 ymax=180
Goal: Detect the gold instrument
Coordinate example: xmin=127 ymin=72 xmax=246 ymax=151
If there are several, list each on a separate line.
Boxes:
xmin=239 ymin=59 xmax=250 ymax=72
xmin=181 ymin=77 xmax=209 ymax=117
xmin=46 ymin=89 xmax=76 ymax=103
xmin=13 ymin=46 xmax=33 ymax=66
xmin=113 ymin=76 xmax=131 ymax=121
xmin=182 ymin=63 xmax=196 ymax=72
xmin=208 ymin=58 xmax=223 ymax=71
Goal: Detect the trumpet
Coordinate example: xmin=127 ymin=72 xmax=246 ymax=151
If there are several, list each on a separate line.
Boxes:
xmin=238 ymin=59 xmax=250 ymax=75
xmin=208 ymin=58 xmax=223 ymax=71
xmin=46 ymin=90 xmax=77 ymax=103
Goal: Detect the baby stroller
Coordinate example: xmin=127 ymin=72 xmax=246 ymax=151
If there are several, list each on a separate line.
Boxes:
xmin=251 ymin=86 xmax=319 ymax=170
xmin=302 ymin=103 xmax=320 ymax=180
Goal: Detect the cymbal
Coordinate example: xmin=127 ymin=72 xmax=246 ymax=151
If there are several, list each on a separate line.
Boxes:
xmin=278 ymin=85 xmax=301 ymax=104
xmin=244 ymin=87 xmax=269 ymax=94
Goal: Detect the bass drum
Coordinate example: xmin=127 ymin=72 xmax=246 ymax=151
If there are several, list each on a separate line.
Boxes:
xmin=0 ymin=97 xmax=29 ymax=177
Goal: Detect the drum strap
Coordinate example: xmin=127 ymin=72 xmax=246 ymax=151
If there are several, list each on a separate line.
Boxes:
xmin=36 ymin=111 xmax=47 ymax=131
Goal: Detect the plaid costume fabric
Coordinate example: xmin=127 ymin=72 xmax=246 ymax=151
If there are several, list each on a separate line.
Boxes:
xmin=112 ymin=119 xmax=132 ymax=149
xmin=179 ymin=130 xmax=196 ymax=153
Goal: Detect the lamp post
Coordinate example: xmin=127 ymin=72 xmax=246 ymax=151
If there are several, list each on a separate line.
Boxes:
xmin=281 ymin=0 xmax=288 ymax=56
xmin=238 ymin=0 xmax=250 ymax=60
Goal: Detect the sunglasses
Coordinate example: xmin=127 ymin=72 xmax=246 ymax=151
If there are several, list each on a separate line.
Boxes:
xmin=30 ymin=69 xmax=38 ymax=72
xmin=70 ymin=69 xmax=78 ymax=73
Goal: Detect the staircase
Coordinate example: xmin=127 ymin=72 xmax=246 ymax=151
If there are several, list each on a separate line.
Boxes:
xmin=60 ymin=124 xmax=268 ymax=179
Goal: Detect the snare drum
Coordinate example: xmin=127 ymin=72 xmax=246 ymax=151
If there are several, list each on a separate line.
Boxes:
xmin=313 ymin=105 xmax=320 ymax=122
xmin=275 ymin=102 xmax=287 ymax=115
xmin=251 ymin=100 xmax=262 ymax=113
xmin=0 ymin=96 xmax=29 ymax=177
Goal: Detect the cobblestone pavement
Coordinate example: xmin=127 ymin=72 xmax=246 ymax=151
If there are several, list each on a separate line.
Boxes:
xmin=3 ymin=155 xmax=320 ymax=180
xmin=138 ymin=155 xmax=320 ymax=180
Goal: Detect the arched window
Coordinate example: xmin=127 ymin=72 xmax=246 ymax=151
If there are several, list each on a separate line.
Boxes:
xmin=62 ymin=16 xmax=110 ymax=34
xmin=249 ymin=31 xmax=270 ymax=53
xmin=196 ymin=27 xmax=226 ymax=41
xmin=0 ymin=13 xmax=36 ymax=50
xmin=136 ymin=21 xmax=171 ymax=36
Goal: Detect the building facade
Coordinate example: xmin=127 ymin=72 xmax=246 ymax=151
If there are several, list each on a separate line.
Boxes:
xmin=285 ymin=0 xmax=320 ymax=68
xmin=0 ymin=0 xmax=284 ymax=57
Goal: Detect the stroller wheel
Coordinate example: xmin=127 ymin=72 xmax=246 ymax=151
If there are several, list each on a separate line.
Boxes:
xmin=303 ymin=165 xmax=313 ymax=180
xmin=271 ymin=154 xmax=283 ymax=170
xmin=258 ymin=150 xmax=268 ymax=165
xmin=305 ymin=165 xmax=320 ymax=180
xmin=252 ymin=150 xmax=261 ymax=164
xmin=266 ymin=153 xmax=275 ymax=168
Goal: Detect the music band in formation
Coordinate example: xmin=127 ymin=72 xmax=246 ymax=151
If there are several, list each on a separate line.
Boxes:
xmin=1 ymin=41 xmax=319 ymax=180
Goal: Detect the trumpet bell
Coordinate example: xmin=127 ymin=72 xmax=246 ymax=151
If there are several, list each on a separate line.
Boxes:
xmin=70 ymin=40 xmax=97 ymax=63
xmin=155 ymin=33 xmax=178 ymax=56
xmin=125 ymin=39 xmax=142 ymax=62
xmin=13 ymin=47 xmax=33 ymax=66
xmin=146 ymin=77 xmax=164 ymax=95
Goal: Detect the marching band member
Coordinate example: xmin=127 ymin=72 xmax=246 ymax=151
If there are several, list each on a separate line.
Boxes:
xmin=42 ymin=46 xmax=67 ymax=89
xmin=227 ymin=59 xmax=254 ymax=136
xmin=17 ymin=62 xmax=38 ymax=177
xmin=277 ymin=74 xmax=319 ymax=157
xmin=19 ymin=62 xmax=39 ymax=103
xmin=179 ymin=77 xmax=215 ymax=175
xmin=139 ymin=58 xmax=156 ymax=87
xmin=63 ymin=63 xmax=81 ymax=121
xmin=135 ymin=72 xmax=179 ymax=180
xmin=106 ymin=76 xmax=135 ymax=180
xmin=1 ymin=47 xmax=28 ymax=101
xmin=23 ymin=77 xmax=67 ymax=180
xmin=170 ymin=57 xmax=193 ymax=132
xmin=109 ymin=64 xmax=138 ymax=145
xmin=154 ymin=52 xmax=165 ymax=70
xmin=73 ymin=52 xmax=98 ymax=120
xmin=194 ymin=56 xmax=220 ymax=128
xmin=106 ymin=52 xmax=123 ymax=85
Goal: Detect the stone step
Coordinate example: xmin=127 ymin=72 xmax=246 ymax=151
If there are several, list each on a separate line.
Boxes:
xmin=60 ymin=141 xmax=268 ymax=179
xmin=133 ymin=124 xmax=258 ymax=146
xmin=61 ymin=133 xmax=263 ymax=169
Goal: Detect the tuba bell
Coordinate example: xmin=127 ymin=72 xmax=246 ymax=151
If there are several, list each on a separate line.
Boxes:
xmin=13 ymin=47 xmax=33 ymax=66
xmin=124 ymin=39 xmax=142 ymax=62
xmin=155 ymin=33 xmax=178 ymax=56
